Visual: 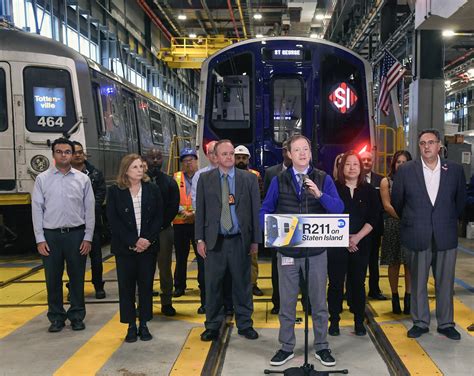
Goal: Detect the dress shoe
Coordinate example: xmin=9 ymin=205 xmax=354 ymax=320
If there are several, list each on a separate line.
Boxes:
xmin=270 ymin=306 xmax=279 ymax=315
xmin=407 ymin=325 xmax=429 ymax=338
xmin=437 ymin=327 xmax=461 ymax=340
xmin=138 ymin=324 xmax=153 ymax=341
xmin=252 ymin=285 xmax=264 ymax=296
xmin=48 ymin=321 xmax=65 ymax=333
xmin=368 ymin=292 xmax=388 ymax=300
xmin=125 ymin=326 xmax=138 ymax=343
xmin=354 ymin=322 xmax=366 ymax=336
xmin=201 ymin=329 xmax=219 ymax=341
xmin=468 ymin=323 xmax=474 ymax=332
xmin=328 ymin=322 xmax=340 ymax=336
xmin=71 ymin=320 xmax=85 ymax=331
xmin=95 ymin=288 xmax=106 ymax=299
xmin=173 ymin=289 xmax=185 ymax=298
xmin=161 ymin=304 xmax=176 ymax=316
xmin=197 ymin=306 xmax=206 ymax=314
xmin=238 ymin=327 xmax=259 ymax=340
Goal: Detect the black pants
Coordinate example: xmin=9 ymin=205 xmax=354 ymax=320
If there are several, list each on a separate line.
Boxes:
xmin=89 ymin=229 xmax=103 ymax=288
xmin=115 ymin=252 xmax=157 ymax=323
xmin=368 ymin=234 xmax=382 ymax=295
xmin=205 ymin=236 xmax=253 ymax=330
xmin=173 ymin=224 xmax=203 ymax=291
xmin=327 ymin=244 xmax=369 ymax=324
xmin=43 ymin=229 xmax=86 ymax=323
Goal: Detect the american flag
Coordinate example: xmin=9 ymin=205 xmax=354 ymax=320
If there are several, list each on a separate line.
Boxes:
xmin=377 ymin=51 xmax=406 ymax=116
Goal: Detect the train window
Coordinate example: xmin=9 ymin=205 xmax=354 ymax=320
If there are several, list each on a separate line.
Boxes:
xmin=150 ymin=109 xmax=163 ymax=144
xmin=92 ymin=84 xmax=106 ymax=135
xmin=0 ymin=69 xmax=6 ymax=132
xmin=208 ymin=52 xmax=253 ymax=144
xmin=23 ymin=67 xmax=76 ymax=133
xmin=272 ymin=78 xmax=303 ymax=144
xmin=320 ymin=55 xmax=367 ymax=144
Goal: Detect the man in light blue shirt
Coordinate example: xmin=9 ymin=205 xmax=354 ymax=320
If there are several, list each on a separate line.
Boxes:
xmin=31 ymin=138 xmax=95 ymax=333
xmin=191 ymin=140 xmax=218 ymax=209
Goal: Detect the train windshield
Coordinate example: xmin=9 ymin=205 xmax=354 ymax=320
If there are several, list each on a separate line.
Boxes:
xmin=23 ymin=67 xmax=77 ymax=133
xmin=272 ymin=77 xmax=303 ymax=143
xmin=320 ymin=54 xmax=367 ymax=144
xmin=0 ymin=68 xmax=6 ymax=131
xmin=208 ymin=52 xmax=253 ymax=144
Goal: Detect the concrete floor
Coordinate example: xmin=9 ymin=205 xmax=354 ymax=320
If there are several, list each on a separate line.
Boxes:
xmin=0 ymin=239 xmax=473 ymax=375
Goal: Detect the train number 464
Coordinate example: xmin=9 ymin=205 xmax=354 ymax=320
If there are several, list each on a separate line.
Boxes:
xmin=37 ymin=116 xmax=64 ymax=127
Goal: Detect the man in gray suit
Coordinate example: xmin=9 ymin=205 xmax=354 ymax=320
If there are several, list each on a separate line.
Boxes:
xmin=392 ymin=129 xmax=466 ymax=340
xmin=195 ymin=139 xmax=262 ymax=342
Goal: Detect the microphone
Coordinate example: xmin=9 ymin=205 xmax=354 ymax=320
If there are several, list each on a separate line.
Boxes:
xmin=302 ymin=174 xmax=310 ymax=189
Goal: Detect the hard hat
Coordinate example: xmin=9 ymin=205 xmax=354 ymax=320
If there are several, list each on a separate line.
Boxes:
xmin=180 ymin=148 xmax=198 ymax=160
xmin=235 ymin=145 xmax=251 ymax=157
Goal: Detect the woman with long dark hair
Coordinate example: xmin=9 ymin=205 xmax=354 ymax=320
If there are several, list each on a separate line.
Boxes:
xmin=107 ymin=154 xmax=163 ymax=342
xmin=380 ymin=150 xmax=412 ymax=314
xmin=328 ymin=150 xmax=379 ymax=336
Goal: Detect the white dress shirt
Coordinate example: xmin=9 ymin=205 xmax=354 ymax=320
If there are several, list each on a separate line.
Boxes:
xmin=131 ymin=186 xmax=142 ymax=236
xmin=421 ymin=156 xmax=441 ymax=206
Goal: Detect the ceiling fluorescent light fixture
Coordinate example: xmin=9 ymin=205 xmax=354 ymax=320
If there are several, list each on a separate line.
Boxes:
xmin=442 ymin=30 xmax=455 ymax=37
xmin=256 ymin=33 xmax=264 ymax=38
xmin=178 ymin=12 xmax=187 ymax=20
xmin=315 ymin=14 xmax=324 ymax=21
xmin=253 ymin=13 xmax=262 ymax=20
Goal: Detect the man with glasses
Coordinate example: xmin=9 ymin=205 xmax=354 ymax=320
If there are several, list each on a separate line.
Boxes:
xmin=31 ymin=138 xmax=95 ymax=333
xmin=70 ymin=141 xmax=107 ymax=299
xmin=392 ymin=129 xmax=466 ymax=340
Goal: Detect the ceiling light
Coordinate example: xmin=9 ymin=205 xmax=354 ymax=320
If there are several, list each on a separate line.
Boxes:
xmin=178 ymin=13 xmax=187 ymax=20
xmin=189 ymin=33 xmax=197 ymax=38
xmin=442 ymin=30 xmax=455 ymax=37
xmin=315 ymin=14 xmax=324 ymax=21
xmin=253 ymin=13 xmax=262 ymax=20
xmin=256 ymin=33 xmax=264 ymax=38
xmin=310 ymin=33 xmax=319 ymax=38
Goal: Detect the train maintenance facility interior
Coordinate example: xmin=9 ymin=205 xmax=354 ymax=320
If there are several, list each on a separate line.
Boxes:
xmin=0 ymin=0 xmax=473 ymax=375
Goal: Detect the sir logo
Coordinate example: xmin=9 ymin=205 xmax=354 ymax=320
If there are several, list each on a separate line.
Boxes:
xmin=329 ymin=82 xmax=358 ymax=114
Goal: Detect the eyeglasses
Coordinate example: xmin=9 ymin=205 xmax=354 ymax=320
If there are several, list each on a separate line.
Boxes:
xmin=74 ymin=150 xmax=84 ymax=155
xmin=54 ymin=150 xmax=72 ymax=155
xmin=419 ymin=140 xmax=439 ymax=147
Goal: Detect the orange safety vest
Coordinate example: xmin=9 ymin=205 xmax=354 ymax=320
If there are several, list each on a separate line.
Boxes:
xmin=173 ymin=171 xmax=194 ymax=224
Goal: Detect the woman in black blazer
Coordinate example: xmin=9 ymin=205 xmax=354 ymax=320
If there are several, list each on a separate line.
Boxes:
xmin=327 ymin=150 xmax=379 ymax=336
xmin=107 ymin=154 xmax=163 ymax=343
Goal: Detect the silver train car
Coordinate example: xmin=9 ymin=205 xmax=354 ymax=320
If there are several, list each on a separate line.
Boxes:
xmin=0 ymin=29 xmax=196 ymax=252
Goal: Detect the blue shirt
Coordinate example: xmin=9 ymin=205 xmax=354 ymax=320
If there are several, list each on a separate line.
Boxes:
xmin=219 ymin=167 xmax=240 ymax=235
xmin=32 ymin=167 xmax=95 ymax=243
xmin=259 ymin=167 xmax=344 ymax=229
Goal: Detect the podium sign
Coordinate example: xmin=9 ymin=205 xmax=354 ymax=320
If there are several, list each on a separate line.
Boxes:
xmin=264 ymin=214 xmax=349 ymax=248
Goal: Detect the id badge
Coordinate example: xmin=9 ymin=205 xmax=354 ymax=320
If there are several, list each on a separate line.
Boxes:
xmin=228 ymin=194 xmax=235 ymax=205
xmin=281 ymin=256 xmax=294 ymax=266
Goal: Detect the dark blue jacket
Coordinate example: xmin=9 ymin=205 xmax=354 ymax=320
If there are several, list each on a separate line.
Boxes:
xmin=391 ymin=159 xmax=466 ymax=251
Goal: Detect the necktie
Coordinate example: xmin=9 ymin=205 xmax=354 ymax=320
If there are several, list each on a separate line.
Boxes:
xmin=297 ymin=173 xmax=304 ymax=191
xmin=221 ymin=174 xmax=233 ymax=231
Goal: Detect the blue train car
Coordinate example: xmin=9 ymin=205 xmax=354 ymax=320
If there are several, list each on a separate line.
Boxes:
xmin=198 ymin=37 xmax=375 ymax=174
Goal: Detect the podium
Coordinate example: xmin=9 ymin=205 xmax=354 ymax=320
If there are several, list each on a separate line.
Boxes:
xmin=263 ymin=214 xmax=350 ymax=376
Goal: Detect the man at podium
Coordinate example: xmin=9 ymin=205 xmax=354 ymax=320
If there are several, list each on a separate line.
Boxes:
xmin=260 ymin=135 xmax=343 ymax=368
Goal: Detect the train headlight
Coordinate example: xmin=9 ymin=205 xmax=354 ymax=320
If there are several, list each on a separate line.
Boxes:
xmin=31 ymin=155 xmax=50 ymax=173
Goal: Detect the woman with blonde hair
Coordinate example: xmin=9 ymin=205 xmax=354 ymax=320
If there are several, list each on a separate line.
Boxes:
xmin=107 ymin=154 xmax=163 ymax=342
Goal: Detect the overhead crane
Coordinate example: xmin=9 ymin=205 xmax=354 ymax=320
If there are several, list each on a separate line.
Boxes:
xmin=158 ymin=36 xmax=244 ymax=69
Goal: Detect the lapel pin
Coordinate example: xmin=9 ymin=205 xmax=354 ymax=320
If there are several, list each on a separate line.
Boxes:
xmin=442 ymin=165 xmax=448 ymax=171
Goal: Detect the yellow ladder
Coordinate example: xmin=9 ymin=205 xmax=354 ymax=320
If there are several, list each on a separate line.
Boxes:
xmin=375 ymin=125 xmax=405 ymax=175
xmin=166 ymin=136 xmax=195 ymax=175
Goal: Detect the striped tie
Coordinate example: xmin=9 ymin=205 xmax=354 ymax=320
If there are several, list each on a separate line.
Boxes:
xmin=221 ymin=174 xmax=233 ymax=231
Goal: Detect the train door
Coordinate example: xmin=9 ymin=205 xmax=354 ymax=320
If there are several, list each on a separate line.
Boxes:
xmin=0 ymin=63 xmax=15 ymax=191
xmin=264 ymin=66 xmax=313 ymax=165
xmin=122 ymin=91 xmax=139 ymax=154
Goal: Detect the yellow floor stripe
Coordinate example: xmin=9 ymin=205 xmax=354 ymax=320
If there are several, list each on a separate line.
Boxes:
xmin=0 ymin=306 xmax=46 ymax=339
xmin=380 ymin=322 xmax=443 ymax=375
xmin=169 ymin=327 xmax=211 ymax=376
xmin=0 ymin=267 xmax=36 ymax=284
xmin=53 ymin=312 xmax=123 ymax=376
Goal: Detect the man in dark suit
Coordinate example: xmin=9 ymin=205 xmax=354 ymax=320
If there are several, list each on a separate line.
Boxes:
xmin=360 ymin=151 xmax=386 ymax=300
xmin=195 ymin=139 xmax=262 ymax=342
xmin=263 ymin=141 xmax=292 ymax=314
xmin=392 ymin=129 xmax=466 ymax=340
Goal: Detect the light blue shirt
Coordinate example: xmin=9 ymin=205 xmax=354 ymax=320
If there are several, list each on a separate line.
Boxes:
xmin=219 ymin=167 xmax=240 ymax=235
xmin=31 ymin=167 xmax=95 ymax=243
xmin=191 ymin=164 xmax=216 ymax=209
